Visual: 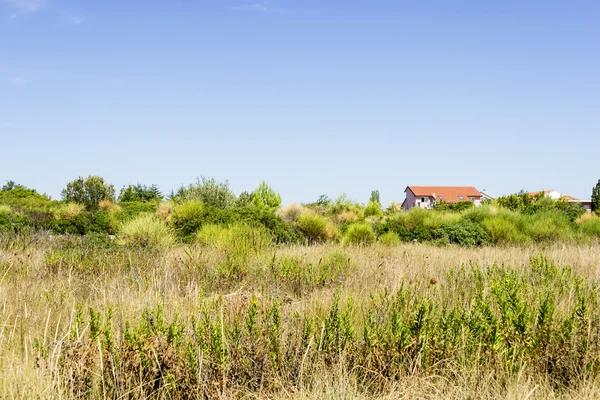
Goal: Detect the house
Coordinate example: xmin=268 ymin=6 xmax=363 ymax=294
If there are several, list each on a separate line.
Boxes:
xmin=402 ymin=186 xmax=485 ymax=210
xmin=528 ymin=190 xmax=592 ymax=212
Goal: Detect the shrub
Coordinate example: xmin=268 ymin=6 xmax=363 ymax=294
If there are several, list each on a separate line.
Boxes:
xmin=118 ymin=213 xmax=174 ymax=248
xmin=99 ymin=200 xmax=122 ymax=213
xmin=337 ymin=210 xmax=358 ymax=224
xmin=171 ymin=201 xmax=205 ymax=239
xmin=52 ymin=210 xmax=116 ymax=235
xmin=482 ymin=216 xmax=526 ymax=245
xmin=296 ymin=212 xmax=336 ymax=244
xmin=155 ymin=201 xmax=174 ymax=222
xmin=118 ymin=183 xmax=162 ymax=202
xmin=363 ymin=201 xmax=383 ymax=218
xmin=196 ymin=224 xmax=231 ymax=247
xmin=277 ymin=203 xmax=305 ymax=224
xmin=344 ymin=223 xmax=376 ymax=245
xmin=578 ymin=215 xmax=600 ymax=237
xmin=116 ymin=201 xmax=158 ymax=222
xmin=422 ymin=211 xmax=461 ymax=229
xmin=433 ymin=220 xmax=491 ymax=247
xmin=250 ymin=181 xmax=281 ymax=209
xmin=173 ymin=176 xmax=236 ymax=208
xmin=372 ymin=216 xmax=411 ymax=242
xmin=378 ymin=231 xmax=400 ymax=246
xmin=433 ymin=201 xmax=475 ymax=212
xmin=61 ymin=175 xmax=115 ymax=211
xmin=523 ymin=211 xmax=574 ymax=242
xmin=0 ymin=205 xmax=11 ymax=215
xmin=0 ymin=181 xmax=51 ymax=209
xmin=462 ymin=205 xmax=495 ymax=224
xmin=55 ymin=203 xmax=86 ymax=220
xmin=197 ymin=223 xmax=273 ymax=277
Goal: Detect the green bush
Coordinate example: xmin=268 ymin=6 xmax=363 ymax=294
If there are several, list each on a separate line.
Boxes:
xmin=118 ymin=213 xmax=174 ymax=248
xmin=578 ymin=216 xmax=600 ymax=237
xmin=250 ymin=181 xmax=281 ymax=209
xmin=373 ymin=215 xmax=411 ymax=242
xmin=118 ymin=184 xmax=162 ymax=202
xmin=197 ymin=223 xmax=273 ymax=278
xmin=296 ymin=212 xmax=336 ymax=244
xmin=433 ymin=220 xmax=491 ymax=247
xmin=363 ymin=201 xmax=383 ymax=218
xmin=173 ymin=176 xmax=237 ymax=208
xmin=523 ymin=211 xmax=574 ymax=242
xmin=344 ymin=223 xmax=376 ymax=245
xmin=51 ymin=211 xmax=116 ymax=235
xmin=482 ymin=216 xmax=527 ymax=245
xmin=378 ymin=231 xmax=400 ymax=246
xmin=0 ymin=181 xmax=51 ymax=210
xmin=171 ymin=201 xmax=205 ymax=239
xmin=117 ymin=201 xmax=158 ymax=222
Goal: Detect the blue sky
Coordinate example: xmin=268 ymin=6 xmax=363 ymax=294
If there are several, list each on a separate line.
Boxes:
xmin=1 ymin=0 xmax=598 ymax=204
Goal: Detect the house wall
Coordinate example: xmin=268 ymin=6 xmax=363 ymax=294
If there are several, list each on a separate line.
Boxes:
xmin=403 ymin=190 xmax=433 ymax=210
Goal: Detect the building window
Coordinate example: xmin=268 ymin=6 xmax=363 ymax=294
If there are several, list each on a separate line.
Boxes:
xmin=422 ymin=197 xmax=426 ymax=202
xmin=459 ymin=196 xmax=464 ymax=200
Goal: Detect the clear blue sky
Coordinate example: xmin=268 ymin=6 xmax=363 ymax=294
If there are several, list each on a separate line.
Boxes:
xmin=1 ymin=0 xmax=598 ymax=204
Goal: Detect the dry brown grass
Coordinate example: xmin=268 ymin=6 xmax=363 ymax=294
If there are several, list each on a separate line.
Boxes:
xmin=1 ymin=233 xmax=600 ymax=398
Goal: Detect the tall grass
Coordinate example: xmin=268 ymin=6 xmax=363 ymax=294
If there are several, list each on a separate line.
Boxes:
xmin=2 ymin=230 xmax=600 ymax=399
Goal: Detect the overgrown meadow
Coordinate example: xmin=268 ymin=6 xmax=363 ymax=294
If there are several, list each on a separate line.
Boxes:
xmin=1 ymin=177 xmax=600 ymax=399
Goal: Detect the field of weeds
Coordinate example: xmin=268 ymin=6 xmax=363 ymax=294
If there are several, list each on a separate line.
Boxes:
xmin=1 ymin=232 xmax=600 ymax=399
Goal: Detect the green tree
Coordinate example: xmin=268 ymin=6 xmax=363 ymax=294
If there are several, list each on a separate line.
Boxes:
xmin=250 ymin=181 xmax=282 ymax=209
xmin=119 ymin=183 xmax=163 ymax=202
xmin=592 ymin=179 xmax=600 ymax=214
xmin=369 ymin=190 xmax=380 ymax=204
xmin=61 ymin=175 xmax=115 ymax=210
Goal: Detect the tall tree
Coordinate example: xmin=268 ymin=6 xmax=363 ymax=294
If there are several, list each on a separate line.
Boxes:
xmin=369 ymin=190 xmax=381 ymax=204
xmin=592 ymin=179 xmax=600 ymax=214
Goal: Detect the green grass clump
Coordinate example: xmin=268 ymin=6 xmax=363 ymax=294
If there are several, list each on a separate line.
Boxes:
xmin=578 ymin=215 xmax=600 ymax=237
xmin=54 ymin=202 xmax=85 ymax=220
xmin=482 ymin=216 xmax=528 ymax=245
xmin=296 ymin=212 xmax=336 ymax=244
xmin=363 ymin=201 xmax=383 ymax=217
xmin=378 ymin=231 xmax=401 ymax=246
xmin=523 ymin=211 xmax=574 ymax=242
xmin=171 ymin=201 xmax=205 ymax=238
xmin=344 ymin=223 xmax=375 ymax=245
xmin=118 ymin=213 xmax=174 ymax=248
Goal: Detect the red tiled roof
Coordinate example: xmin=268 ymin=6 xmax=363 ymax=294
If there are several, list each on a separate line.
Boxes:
xmin=528 ymin=190 xmax=580 ymax=201
xmin=405 ymin=186 xmax=482 ymax=203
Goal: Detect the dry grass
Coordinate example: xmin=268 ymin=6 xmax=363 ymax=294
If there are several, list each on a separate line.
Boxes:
xmin=1 ymin=233 xmax=600 ymax=398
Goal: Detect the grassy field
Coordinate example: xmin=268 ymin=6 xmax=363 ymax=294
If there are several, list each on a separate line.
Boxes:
xmin=1 ymin=232 xmax=600 ymax=399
